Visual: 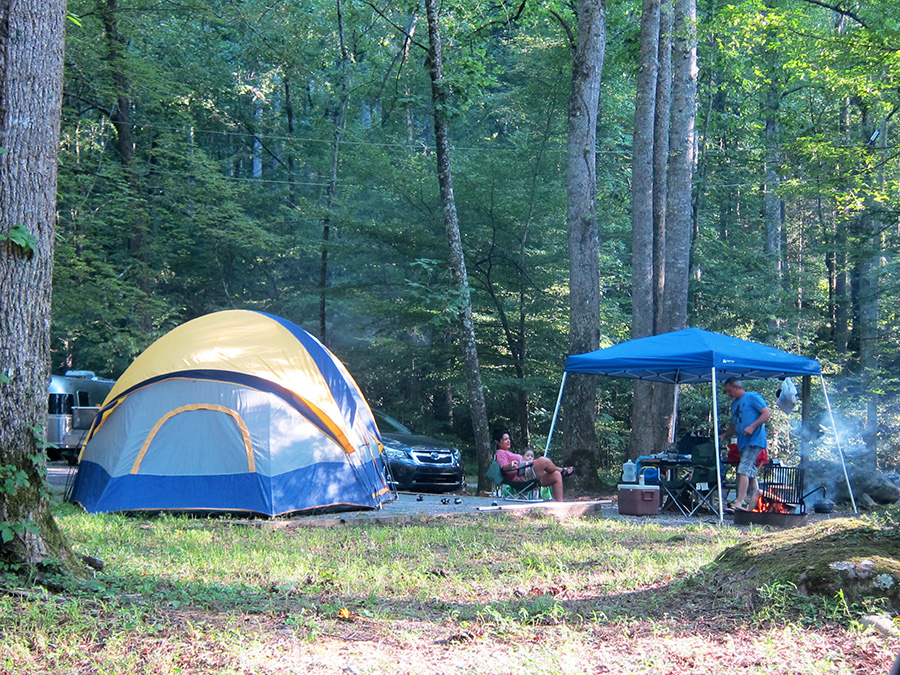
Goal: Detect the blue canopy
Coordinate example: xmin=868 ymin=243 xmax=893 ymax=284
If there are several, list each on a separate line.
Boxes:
xmin=548 ymin=328 xmax=855 ymax=518
xmin=564 ymin=328 xmax=821 ymax=384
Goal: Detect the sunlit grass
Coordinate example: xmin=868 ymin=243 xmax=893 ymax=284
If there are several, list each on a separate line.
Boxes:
xmin=55 ymin=510 xmax=746 ymax=619
xmin=3 ymin=509 xmax=891 ymax=673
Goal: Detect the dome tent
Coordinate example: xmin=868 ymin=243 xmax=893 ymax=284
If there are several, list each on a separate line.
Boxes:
xmin=71 ymin=310 xmax=391 ymax=516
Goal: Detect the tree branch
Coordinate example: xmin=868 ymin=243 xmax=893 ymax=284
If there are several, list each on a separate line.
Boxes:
xmin=361 ymin=0 xmax=429 ymax=53
xmin=795 ymin=0 xmax=869 ymax=29
xmin=547 ymin=7 xmax=575 ymax=52
xmin=473 ymin=0 xmax=530 ymax=35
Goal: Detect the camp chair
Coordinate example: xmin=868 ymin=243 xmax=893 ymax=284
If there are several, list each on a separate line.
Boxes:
xmin=487 ymin=457 xmax=546 ymax=502
xmin=660 ymin=442 xmax=720 ymax=516
xmin=683 ymin=442 xmax=721 ymax=516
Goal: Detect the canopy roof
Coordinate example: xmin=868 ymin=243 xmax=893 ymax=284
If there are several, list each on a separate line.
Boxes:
xmin=564 ymin=328 xmax=821 ymax=384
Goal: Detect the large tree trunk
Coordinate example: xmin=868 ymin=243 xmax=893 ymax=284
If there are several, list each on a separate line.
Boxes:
xmin=629 ymin=0 xmax=660 ymax=460
xmin=0 ymin=0 xmax=82 ymax=576
xmin=423 ymin=0 xmax=492 ymax=491
xmin=97 ymin=0 xmax=152 ymax=335
xmin=652 ymin=0 xmax=672 ymax=336
xmin=647 ymin=0 xmax=675 ymax=452
xmin=653 ymin=0 xmax=696 ymax=448
xmin=562 ymin=0 xmax=606 ymax=487
xmin=660 ymin=0 xmax=697 ymax=334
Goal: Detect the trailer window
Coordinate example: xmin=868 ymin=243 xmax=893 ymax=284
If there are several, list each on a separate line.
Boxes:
xmin=48 ymin=393 xmax=74 ymax=415
xmin=76 ymin=390 xmax=90 ymax=406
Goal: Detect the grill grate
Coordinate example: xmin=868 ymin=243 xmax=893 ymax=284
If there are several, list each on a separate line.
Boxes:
xmin=757 ymin=464 xmax=805 ymax=513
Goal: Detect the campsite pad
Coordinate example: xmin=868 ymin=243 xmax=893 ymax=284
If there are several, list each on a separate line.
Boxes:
xmin=281 ymin=492 xmax=609 ymax=527
xmin=48 ymin=461 xmax=607 ymax=525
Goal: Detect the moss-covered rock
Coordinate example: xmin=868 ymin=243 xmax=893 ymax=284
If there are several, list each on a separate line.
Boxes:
xmin=713 ymin=517 xmax=900 ymax=609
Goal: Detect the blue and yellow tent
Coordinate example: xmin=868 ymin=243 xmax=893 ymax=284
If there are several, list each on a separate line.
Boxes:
xmin=71 ymin=310 xmax=391 ymax=516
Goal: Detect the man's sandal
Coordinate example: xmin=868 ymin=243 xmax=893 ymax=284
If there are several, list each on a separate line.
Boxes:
xmin=725 ymin=500 xmax=750 ymax=514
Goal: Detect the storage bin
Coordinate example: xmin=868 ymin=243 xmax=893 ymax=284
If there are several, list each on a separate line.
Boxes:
xmin=617 ymin=484 xmax=659 ymax=516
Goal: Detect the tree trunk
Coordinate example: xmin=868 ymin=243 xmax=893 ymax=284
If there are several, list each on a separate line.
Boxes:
xmin=652 ymin=0 xmax=672 ymax=336
xmin=763 ymin=81 xmax=783 ymax=336
xmin=562 ymin=0 xmax=606 ymax=487
xmin=320 ymin=0 xmax=350 ymax=345
xmin=629 ymin=0 xmax=660 ymax=459
xmin=660 ymin=0 xmax=697 ymax=334
xmin=647 ymin=0 xmax=675 ymax=451
xmin=855 ymin=113 xmax=884 ymax=470
xmin=423 ymin=0 xmax=492 ymax=491
xmin=0 ymin=0 xmax=82 ymax=576
xmin=97 ymin=0 xmax=152 ymax=335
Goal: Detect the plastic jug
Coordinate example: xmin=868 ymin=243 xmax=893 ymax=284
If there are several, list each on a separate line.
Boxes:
xmin=622 ymin=459 xmax=637 ymax=483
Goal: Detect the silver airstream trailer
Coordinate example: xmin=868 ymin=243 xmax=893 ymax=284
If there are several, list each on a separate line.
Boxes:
xmin=47 ymin=371 xmax=115 ymax=463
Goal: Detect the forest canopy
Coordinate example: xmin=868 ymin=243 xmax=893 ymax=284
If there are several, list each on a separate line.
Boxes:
xmin=54 ymin=0 xmax=900 ymax=473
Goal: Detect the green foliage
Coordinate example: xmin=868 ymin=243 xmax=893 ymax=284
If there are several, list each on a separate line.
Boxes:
xmin=0 ymin=224 xmax=38 ymax=256
xmin=50 ymin=0 xmax=900 ymax=469
xmin=0 ymin=460 xmax=39 ymax=546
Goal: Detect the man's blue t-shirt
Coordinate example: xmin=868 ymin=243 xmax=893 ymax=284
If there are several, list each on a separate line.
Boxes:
xmin=731 ymin=391 xmax=768 ymax=450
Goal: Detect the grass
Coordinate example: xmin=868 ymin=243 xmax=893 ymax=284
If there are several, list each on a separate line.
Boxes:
xmin=0 ymin=504 xmax=898 ymax=674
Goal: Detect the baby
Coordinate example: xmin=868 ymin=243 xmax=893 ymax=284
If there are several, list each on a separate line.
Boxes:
xmin=521 ymin=447 xmax=535 ymax=465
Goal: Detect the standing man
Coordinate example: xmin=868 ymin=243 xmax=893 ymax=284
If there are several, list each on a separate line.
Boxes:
xmin=721 ymin=377 xmax=771 ymax=512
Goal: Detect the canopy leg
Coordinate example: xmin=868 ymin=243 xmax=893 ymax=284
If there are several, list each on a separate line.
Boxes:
xmin=820 ymin=376 xmax=858 ymax=514
xmin=543 ymin=373 xmax=567 ymax=460
xmin=711 ymin=368 xmax=724 ymax=523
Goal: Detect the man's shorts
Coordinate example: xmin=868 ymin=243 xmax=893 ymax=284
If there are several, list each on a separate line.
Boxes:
xmin=738 ymin=445 xmax=763 ymax=479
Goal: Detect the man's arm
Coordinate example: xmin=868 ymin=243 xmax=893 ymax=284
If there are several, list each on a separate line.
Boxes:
xmin=719 ymin=422 xmax=736 ymax=440
xmin=743 ymin=406 xmax=771 ymax=435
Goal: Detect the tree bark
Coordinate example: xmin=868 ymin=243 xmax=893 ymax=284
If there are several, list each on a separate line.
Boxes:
xmin=0 ymin=0 xmax=82 ymax=576
xmin=763 ymin=81 xmax=784 ymax=337
xmin=652 ymin=0 xmax=672 ymax=335
xmin=97 ymin=0 xmax=152 ymax=334
xmin=562 ymin=0 xmax=606 ymax=486
xmin=647 ymin=0 xmax=675 ymax=452
xmin=629 ymin=0 xmax=660 ymax=459
xmin=660 ymin=0 xmax=697 ymax=334
xmin=423 ymin=0 xmax=492 ymax=491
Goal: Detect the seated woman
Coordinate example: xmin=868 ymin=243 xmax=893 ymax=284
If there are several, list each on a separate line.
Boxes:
xmin=493 ymin=428 xmax=573 ymax=502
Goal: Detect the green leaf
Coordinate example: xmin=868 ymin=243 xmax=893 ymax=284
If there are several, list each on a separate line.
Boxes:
xmin=1 ymin=224 xmax=38 ymax=254
xmin=0 ymin=524 xmax=14 ymax=544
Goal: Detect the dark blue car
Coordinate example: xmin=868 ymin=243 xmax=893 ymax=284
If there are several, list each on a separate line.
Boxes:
xmin=373 ymin=410 xmax=465 ymax=493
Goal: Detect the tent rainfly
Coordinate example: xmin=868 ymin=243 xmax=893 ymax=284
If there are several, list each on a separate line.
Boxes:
xmin=543 ymin=328 xmax=856 ymax=521
xmin=71 ymin=310 xmax=391 ymax=516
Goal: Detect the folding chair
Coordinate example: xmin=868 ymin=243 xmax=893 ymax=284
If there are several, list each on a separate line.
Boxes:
xmin=660 ymin=442 xmax=720 ymax=516
xmin=684 ymin=442 xmax=721 ymax=516
xmin=486 ymin=457 xmax=546 ymax=502
xmin=660 ymin=470 xmax=692 ymax=516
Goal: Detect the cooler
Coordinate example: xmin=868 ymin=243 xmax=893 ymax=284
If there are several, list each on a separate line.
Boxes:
xmin=617 ymin=484 xmax=659 ymax=516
